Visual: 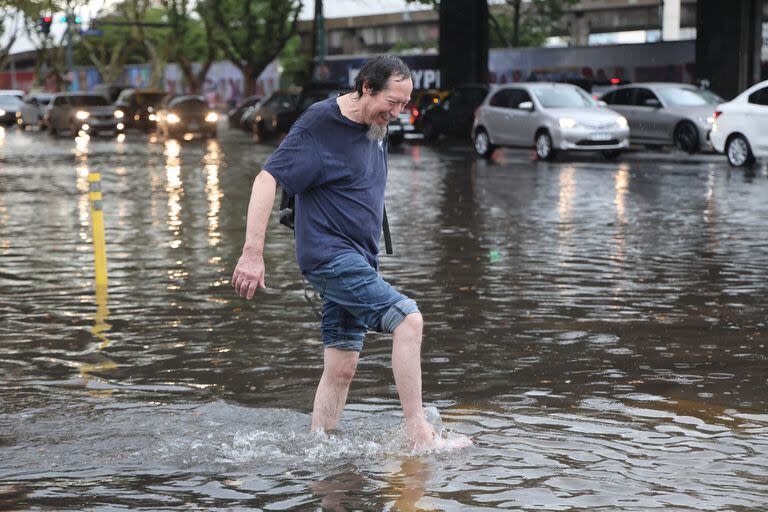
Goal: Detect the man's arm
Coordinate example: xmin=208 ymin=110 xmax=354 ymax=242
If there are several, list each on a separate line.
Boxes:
xmin=232 ymin=170 xmax=278 ymax=300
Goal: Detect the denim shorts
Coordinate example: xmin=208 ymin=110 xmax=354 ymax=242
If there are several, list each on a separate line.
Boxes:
xmin=303 ymin=251 xmax=419 ymax=352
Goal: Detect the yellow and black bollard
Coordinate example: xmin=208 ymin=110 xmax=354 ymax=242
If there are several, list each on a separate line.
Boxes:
xmin=88 ymin=171 xmax=108 ymax=290
xmin=79 ymin=171 xmax=116 ymax=386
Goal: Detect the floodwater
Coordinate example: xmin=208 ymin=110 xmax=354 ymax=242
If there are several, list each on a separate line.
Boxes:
xmin=1 ymin=125 xmax=767 ymax=511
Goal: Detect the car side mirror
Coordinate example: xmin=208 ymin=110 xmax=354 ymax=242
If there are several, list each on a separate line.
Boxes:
xmin=597 ymin=100 xmax=607 ymax=107
xmin=644 ymin=98 xmax=661 ymax=108
xmin=518 ymin=101 xmax=534 ymax=111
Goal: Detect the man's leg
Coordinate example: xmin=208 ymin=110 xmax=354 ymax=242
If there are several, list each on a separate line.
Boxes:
xmin=391 ymin=312 xmax=436 ymax=447
xmin=311 ymin=348 xmax=360 ymax=432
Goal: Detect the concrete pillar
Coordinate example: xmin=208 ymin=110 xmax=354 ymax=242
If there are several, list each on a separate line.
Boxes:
xmin=662 ymin=0 xmax=681 ymax=41
xmin=439 ymin=0 xmax=489 ymax=88
xmin=569 ymin=12 xmax=590 ymax=47
xmin=695 ymin=0 xmax=763 ymax=99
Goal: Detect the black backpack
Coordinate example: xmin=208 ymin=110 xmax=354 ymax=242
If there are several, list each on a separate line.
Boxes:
xmin=278 ymin=191 xmax=393 ymax=255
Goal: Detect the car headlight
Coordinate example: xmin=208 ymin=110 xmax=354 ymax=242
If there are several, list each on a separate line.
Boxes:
xmin=114 ymin=110 xmax=124 ymax=119
xmin=148 ymin=114 xmax=157 ymax=121
xmin=697 ymin=115 xmax=714 ymax=126
xmin=205 ymin=112 xmax=218 ymax=123
xmin=76 ymin=111 xmax=90 ymax=120
xmin=558 ymin=117 xmax=577 ymax=129
xmin=0 ymin=109 xmax=5 ymax=116
xmin=167 ymin=113 xmax=180 ymax=124
xmin=616 ymin=116 xmax=628 ymax=128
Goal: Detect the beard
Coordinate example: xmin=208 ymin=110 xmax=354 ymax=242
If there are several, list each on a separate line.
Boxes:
xmin=367 ymin=113 xmax=397 ymax=141
xmin=367 ymin=123 xmax=388 ymax=141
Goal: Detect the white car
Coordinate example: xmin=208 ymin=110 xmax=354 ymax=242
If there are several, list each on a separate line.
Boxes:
xmin=710 ymin=79 xmax=768 ymax=167
xmin=473 ymin=82 xmax=629 ymax=160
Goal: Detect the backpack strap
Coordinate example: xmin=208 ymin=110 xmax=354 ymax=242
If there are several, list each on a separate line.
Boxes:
xmin=383 ymin=205 xmax=393 ymax=255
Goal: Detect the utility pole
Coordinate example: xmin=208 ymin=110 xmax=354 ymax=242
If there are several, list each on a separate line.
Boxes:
xmin=66 ymin=9 xmax=74 ymax=89
xmin=310 ymin=0 xmax=325 ymax=80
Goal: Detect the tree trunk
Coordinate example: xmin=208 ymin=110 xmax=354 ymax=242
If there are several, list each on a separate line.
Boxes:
xmin=243 ymin=66 xmax=258 ymax=97
xmin=512 ymin=0 xmax=521 ymax=47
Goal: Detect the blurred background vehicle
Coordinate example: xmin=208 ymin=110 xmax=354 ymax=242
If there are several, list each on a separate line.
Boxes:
xmin=600 ymin=83 xmax=722 ymax=153
xmin=155 ymin=95 xmax=218 ymax=140
xmin=244 ymin=89 xmax=300 ymax=137
xmin=114 ymin=89 xmax=167 ymax=132
xmin=93 ymin=83 xmax=132 ymax=104
xmin=387 ymin=89 xmax=449 ymax=144
xmin=0 ymin=89 xmax=25 ymax=100
xmin=18 ymin=93 xmax=53 ymax=129
xmin=0 ymin=95 xmax=24 ymax=126
xmin=46 ymin=93 xmax=124 ymax=136
xmin=417 ymin=84 xmax=490 ymax=142
xmin=227 ymin=95 xmax=262 ymax=129
xmin=273 ymin=80 xmax=346 ymax=136
xmin=473 ymin=82 xmax=629 ymax=160
xmin=710 ymin=79 xmax=768 ymax=167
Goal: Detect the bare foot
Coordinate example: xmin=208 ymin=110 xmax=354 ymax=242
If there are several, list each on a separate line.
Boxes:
xmin=407 ymin=419 xmax=473 ymax=452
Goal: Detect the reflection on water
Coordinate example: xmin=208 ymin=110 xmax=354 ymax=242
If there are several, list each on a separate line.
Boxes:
xmin=1 ymin=131 xmax=768 ymax=510
xmin=203 ymin=139 xmax=222 ymax=247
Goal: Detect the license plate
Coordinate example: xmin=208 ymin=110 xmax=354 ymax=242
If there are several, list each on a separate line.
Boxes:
xmin=590 ymin=132 xmax=611 ymax=141
xmin=188 ymin=123 xmax=198 ymax=130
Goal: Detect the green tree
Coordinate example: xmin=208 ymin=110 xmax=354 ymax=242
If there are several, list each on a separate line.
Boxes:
xmin=0 ymin=0 xmax=23 ymax=72
xmin=17 ymin=0 xmax=74 ymax=89
xmin=160 ymin=0 xmax=217 ymax=94
xmin=406 ymin=0 xmax=578 ymax=48
xmin=205 ymin=0 xmax=302 ymax=96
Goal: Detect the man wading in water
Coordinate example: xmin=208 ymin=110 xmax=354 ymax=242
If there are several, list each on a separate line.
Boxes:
xmin=232 ymin=56 xmax=471 ymax=451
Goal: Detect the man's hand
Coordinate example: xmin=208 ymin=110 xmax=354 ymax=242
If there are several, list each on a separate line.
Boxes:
xmin=232 ymin=253 xmax=266 ymax=299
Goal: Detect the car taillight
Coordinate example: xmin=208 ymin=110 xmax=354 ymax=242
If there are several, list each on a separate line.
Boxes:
xmin=713 ymin=110 xmax=722 ymax=120
xmin=409 ymin=106 xmax=419 ymax=124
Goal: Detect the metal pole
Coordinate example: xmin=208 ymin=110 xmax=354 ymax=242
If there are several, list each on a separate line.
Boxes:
xmin=66 ymin=10 xmax=74 ymax=90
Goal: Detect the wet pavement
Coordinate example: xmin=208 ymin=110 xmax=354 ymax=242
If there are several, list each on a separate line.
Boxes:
xmin=1 ymin=124 xmax=767 ymax=510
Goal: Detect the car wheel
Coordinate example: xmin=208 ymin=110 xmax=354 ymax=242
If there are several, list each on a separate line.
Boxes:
xmin=535 ymin=131 xmax=557 ymax=161
xmin=474 ymin=129 xmax=495 ymax=159
xmin=601 ymin=149 xmax=622 ymax=160
xmin=726 ymin=134 xmax=755 ymax=167
xmin=421 ymin=120 xmax=438 ymax=142
xmin=674 ymin=121 xmax=699 ymax=154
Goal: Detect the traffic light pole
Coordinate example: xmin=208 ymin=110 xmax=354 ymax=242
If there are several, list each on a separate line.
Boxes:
xmin=66 ymin=11 xmax=74 ymax=88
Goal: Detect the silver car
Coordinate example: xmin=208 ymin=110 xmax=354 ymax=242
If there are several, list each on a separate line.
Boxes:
xmin=46 ymin=93 xmax=125 ymax=137
xmin=472 ymin=82 xmax=629 ymax=160
xmin=600 ymin=83 xmax=722 ymax=153
xmin=18 ymin=93 xmax=54 ymax=129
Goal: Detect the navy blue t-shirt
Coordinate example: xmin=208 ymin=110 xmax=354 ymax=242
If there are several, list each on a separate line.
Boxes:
xmin=263 ymin=96 xmax=388 ymax=272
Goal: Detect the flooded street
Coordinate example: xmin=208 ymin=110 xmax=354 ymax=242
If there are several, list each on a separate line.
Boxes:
xmin=1 ymin=125 xmax=768 ymax=510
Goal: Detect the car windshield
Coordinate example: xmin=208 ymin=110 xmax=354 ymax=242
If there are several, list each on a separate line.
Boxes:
xmin=657 ymin=87 xmax=722 ymax=106
xmin=531 ymin=86 xmax=595 ymax=108
xmin=136 ymin=93 xmax=166 ymax=105
xmin=70 ymin=95 xmax=110 ymax=107
xmin=169 ymin=97 xmax=206 ymax=108
xmin=0 ymin=97 xmax=22 ymax=107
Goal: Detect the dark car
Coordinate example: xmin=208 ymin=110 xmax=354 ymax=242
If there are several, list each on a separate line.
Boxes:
xmin=93 ymin=83 xmax=132 ymax=103
xmin=245 ymin=89 xmax=300 ymax=138
xmin=417 ymin=84 xmax=490 ymax=142
xmin=273 ymin=81 xmax=346 ymax=136
xmin=0 ymin=95 xmax=23 ymax=126
xmin=155 ymin=95 xmax=218 ymax=139
xmin=46 ymin=93 xmax=123 ymax=136
xmin=227 ymin=95 xmax=262 ymax=129
xmin=114 ymin=88 xmax=167 ymax=132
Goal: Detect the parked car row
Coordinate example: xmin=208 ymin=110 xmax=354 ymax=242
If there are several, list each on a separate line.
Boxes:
xmin=1 ymin=88 xmax=220 ymax=140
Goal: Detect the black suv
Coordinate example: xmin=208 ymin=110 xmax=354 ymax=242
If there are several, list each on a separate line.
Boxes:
xmin=417 ymin=84 xmax=490 ymax=142
xmin=274 ymin=80 xmax=347 ymax=136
